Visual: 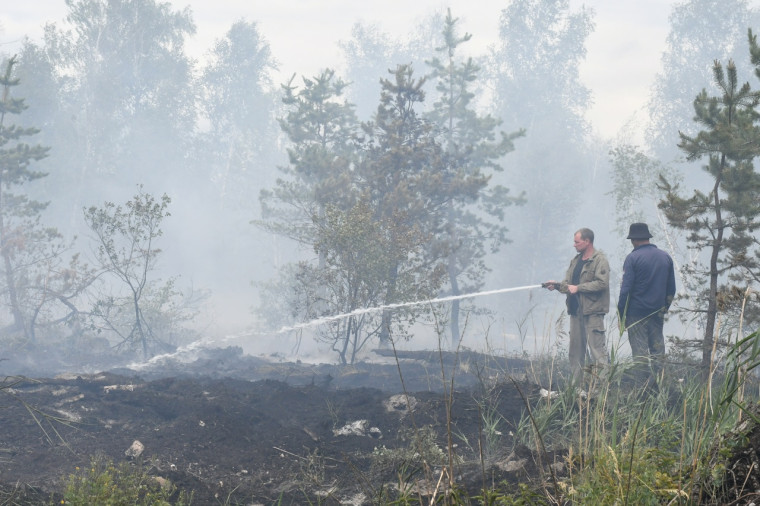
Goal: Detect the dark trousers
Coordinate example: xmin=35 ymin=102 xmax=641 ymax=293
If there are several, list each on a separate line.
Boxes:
xmin=626 ymin=313 xmax=665 ymax=387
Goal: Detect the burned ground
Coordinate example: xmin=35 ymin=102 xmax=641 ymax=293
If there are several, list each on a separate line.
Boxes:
xmin=4 ymin=345 xmax=760 ymax=505
xmin=0 ymin=347 xmax=554 ymax=505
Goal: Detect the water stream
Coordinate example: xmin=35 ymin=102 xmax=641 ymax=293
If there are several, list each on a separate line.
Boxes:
xmin=128 ymin=284 xmax=543 ymax=369
xmin=274 ymin=284 xmax=543 ymax=333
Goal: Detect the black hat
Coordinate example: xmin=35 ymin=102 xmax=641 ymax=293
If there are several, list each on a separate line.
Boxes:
xmin=627 ymin=222 xmax=653 ymax=240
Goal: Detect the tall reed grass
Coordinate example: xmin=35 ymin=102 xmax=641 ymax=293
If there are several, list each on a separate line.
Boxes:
xmin=503 ymin=317 xmax=760 ymax=504
xmin=380 ymin=302 xmax=760 ymax=505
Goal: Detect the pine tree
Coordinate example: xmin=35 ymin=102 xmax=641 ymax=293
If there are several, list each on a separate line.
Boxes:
xmin=259 ymin=69 xmax=359 ymax=249
xmin=658 ymin=32 xmax=760 ymax=376
xmin=0 ymin=56 xmax=51 ymax=338
xmin=256 ymin=70 xmax=366 ymax=362
xmin=260 ymin=57 xmax=524 ymax=360
xmin=425 ymin=9 xmax=524 ymax=345
xmin=360 ymin=63 xmax=499 ymax=346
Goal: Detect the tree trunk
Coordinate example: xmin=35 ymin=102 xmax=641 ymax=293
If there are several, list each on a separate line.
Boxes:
xmin=2 ymin=250 xmax=26 ymax=337
xmin=702 ymin=159 xmax=725 ymax=380
xmin=378 ymin=263 xmax=399 ymax=348
xmin=0 ymin=203 xmax=27 ymax=338
xmin=448 ymin=261 xmax=460 ymax=350
xmin=339 ymin=317 xmax=351 ymax=365
xmin=134 ymin=291 xmax=148 ymax=359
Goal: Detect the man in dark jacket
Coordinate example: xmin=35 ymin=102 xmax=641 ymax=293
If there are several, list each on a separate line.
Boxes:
xmin=544 ymin=228 xmax=610 ymax=388
xmin=618 ymin=223 xmax=676 ymax=389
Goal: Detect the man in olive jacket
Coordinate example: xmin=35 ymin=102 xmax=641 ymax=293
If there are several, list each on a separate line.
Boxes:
xmin=544 ymin=228 xmax=610 ymax=386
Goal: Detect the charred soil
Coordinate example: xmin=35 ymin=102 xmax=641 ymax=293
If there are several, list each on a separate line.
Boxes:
xmin=0 ymin=347 xmax=554 ymax=505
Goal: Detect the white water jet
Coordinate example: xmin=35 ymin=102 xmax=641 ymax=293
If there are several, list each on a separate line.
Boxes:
xmin=275 ymin=284 xmax=543 ymax=333
xmin=127 ymin=284 xmax=542 ymax=369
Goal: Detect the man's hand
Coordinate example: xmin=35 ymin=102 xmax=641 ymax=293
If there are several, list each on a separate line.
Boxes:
xmin=542 ymin=281 xmax=560 ymax=291
xmin=567 ymin=285 xmax=579 ymax=294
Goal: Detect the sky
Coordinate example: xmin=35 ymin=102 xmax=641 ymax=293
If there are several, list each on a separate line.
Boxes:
xmin=0 ymin=0 xmax=677 ymax=140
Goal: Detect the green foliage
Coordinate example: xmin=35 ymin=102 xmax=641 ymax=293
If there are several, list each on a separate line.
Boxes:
xmin=259 ymin=69 xmax=358 ymax=244
xmin=504 ymin=327 xmax=760 ymax=505
xmin=0 ymin=56 xmax=95 ymax=344
xmin=354 ymin=65 xmax=447 ymax=345
xmin=0 ymin=57 xmax=49 ymax=185
xmin=474 ymin=482 xmax=547 ymax=505
xmin=260 ymin=60 xmax=518 ymax=359
xmin=477 ymin=399 xmax=508 ymax=461
xmin=715 ymin=328 xmax=760 ymax=426
xmin=136 ymin=278 xmax=206 ymax=347
xmin=60 ymin=455 xmax=191 ymax=505
xmin=424 ymin=9 xmax=524 ymax=345
xmin=84 ymin=187 xmax=174 ymax=358
xmin=658 ymin=32 xmax=760 ymax=375
xmin=313 ymin=201 xmax=404 ymax=363
xmin=259 ymin=200 xmax=410 ymax=363
xmin=570 ymin=441 xmax=682 ymax=505
xmin=0 ymin=55 xmax=51 ymax=334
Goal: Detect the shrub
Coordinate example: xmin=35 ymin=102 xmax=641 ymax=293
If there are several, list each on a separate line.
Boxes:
xmin=60 ymin=455 xmax=192 ymax=505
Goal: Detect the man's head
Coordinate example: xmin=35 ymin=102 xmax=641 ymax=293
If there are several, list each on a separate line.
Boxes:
xmin=626 ymin=222 xmax=652 ymax=246
xmin=574 ymin=228 xmax=594 ymax=254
